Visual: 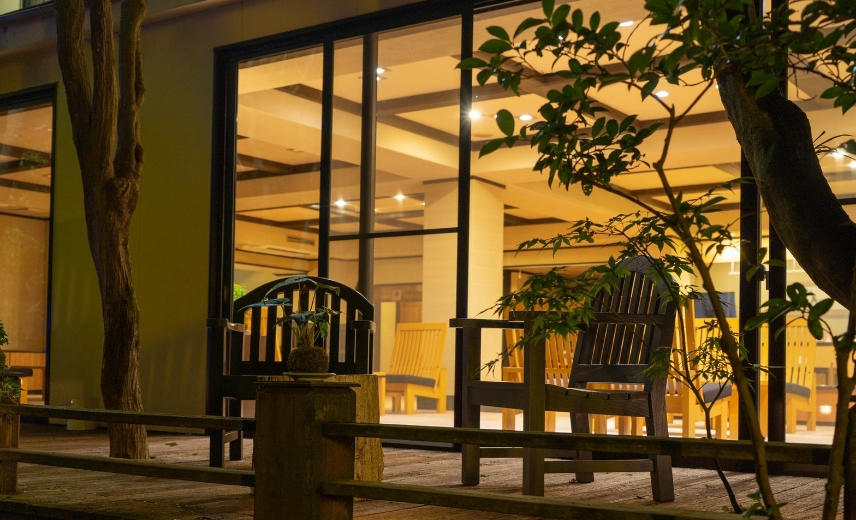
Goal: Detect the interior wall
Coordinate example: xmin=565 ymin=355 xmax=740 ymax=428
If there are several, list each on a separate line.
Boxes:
xmin=0 ymin=214 xmax=49 ymax=352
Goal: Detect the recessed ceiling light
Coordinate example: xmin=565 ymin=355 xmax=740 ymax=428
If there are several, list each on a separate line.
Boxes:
xmin=850 ymin=160 xmax=856 ymax=169
xmin=376 ymin=76 xmax=381 ymax=81
xmin=394 ymin=194 xmax=405 ymax=201
xmin=335 ymin=199 xmax=346 ymax=208
xmin=832 ymin=150 xmax=844 ymax=158
xmin=376 ymin=67 xmax=385 ymax=74
xmin=519 ymin=114 xmax=533 ymax=121
xmin=469 ymin=110 xmax=482 ymax=120
xmin=619 ymin=21 xmax=634 ymax=27
xmin=655 ymin=90 xmax=670 ymax=98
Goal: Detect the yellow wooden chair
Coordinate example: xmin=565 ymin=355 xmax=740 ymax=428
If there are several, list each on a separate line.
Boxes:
xmin=664 ymin=305 xmax=738 ymax=439
xmin=500 ymin=329 xmax=575 ymax=431
xmin=377 ymin=323 xmax=448 ymax=415
xmin=760 ymin=319 xmax=818 ymax=434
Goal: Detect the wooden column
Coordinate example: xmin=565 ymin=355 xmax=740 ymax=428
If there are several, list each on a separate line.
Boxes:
xmin=254 ymin=381 xmax=356 ymax=520
xmin=845 ymin=398 xmax=855 ymax=520
xmin=0 ymin=386 xmax=20 ymax=493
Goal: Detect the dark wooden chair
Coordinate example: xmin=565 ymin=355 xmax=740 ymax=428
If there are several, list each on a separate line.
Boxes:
xmin=206 ymin=276 xmax=374 ymax=467
xmin=453 ymin=256 xmax=676 ymax=501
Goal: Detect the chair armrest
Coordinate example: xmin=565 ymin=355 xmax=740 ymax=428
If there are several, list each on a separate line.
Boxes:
xmin=373 ymin=371 xmax=386 ymax=378
xmin=350 ymin=320 xmax=375 ymax=332
xmin=449 ymin=318 xmax=524 ymax=330
xmin=206 ymin=318 xmax=246 ymax=333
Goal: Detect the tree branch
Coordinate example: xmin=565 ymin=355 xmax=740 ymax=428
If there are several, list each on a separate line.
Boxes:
xmin=54 ymin=0 xmax=92 ymax=154
xmin=115 ymin=0 xmax=147 ymax=180
xmin=718 ymin=64 xmax=856 ymax=309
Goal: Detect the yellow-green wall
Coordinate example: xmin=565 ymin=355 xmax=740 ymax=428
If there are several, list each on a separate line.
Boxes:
xmin=0 ymin=0 xmax=424 ymax=416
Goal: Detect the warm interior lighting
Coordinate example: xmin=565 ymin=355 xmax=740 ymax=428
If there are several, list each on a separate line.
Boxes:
xmin=335 ymin=199 xmax=346 ymax=208
xmin=394 ymin=194 xmax=405 ymax=201
xmin=469 ymin=110 xmax=482 ymax=120
xmin=719 ymin=245 xmax=740 ymax=263
xmin=376 ymin=67 xmax=385 ymax=74
xmin=519 ymin=114 xmax=533 ymax=121
xmin=619 ymin=21 xmax=634 ymax=27
xmin=655 ymin=90 xmax=670 ymax=98
xmin=850 ymin=160 xmax=856 ymax=169
xmin=820 ymin=405 xmax=832 ymax=415
xmin=832 ymin=150 xmax=844 ymax=158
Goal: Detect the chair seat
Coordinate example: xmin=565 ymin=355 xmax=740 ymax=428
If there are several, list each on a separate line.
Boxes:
xmin=701 ymin=382 xmax=732 ymax=403
xmin=785 ymin=381 xmax=811 ymax=399
xmin=385 ymin=374 xmax=436 ymax=387
xmin=564 ymin=387 xmax=649 ymax=401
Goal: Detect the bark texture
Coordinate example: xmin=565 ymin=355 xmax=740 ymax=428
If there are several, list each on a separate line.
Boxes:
xmin=717 ymin=65 xmax=856 ymax=309
xmin=55 ymin=0 xmax=149 ymax=459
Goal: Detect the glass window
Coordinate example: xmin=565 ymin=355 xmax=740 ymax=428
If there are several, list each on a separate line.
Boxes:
xmin=0 ymin=99 xmax=53 ymax=405
xmin=233 ymin=46 xmax=324 ymax=289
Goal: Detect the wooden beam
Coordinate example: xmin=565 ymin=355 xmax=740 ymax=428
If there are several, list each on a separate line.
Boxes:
xmin=0 ymin=160 xmax=49 ymax=176
xmin=0 ymin=404 xmax=256 ymax=432
xmin=0 ymin=449 xmax=254 ymax=487
xmin=322 ymin=480 xmax=744 ymax=520
xmin=0 ymin=177 xmax=50 ymax=193
xmin=0 ymin=144 xmax=51 ymax=165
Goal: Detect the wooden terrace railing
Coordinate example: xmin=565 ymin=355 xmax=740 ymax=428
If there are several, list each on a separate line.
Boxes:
xmin=0 ymin=403 xmax=255 ymax=489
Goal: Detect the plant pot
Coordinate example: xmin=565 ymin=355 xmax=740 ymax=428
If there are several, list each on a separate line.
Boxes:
xmin=284 ymin=372 xmax=335 ymax=382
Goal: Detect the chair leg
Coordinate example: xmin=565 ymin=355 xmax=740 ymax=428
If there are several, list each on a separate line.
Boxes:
xmin=570 ymin=412 xmax=594 ymax=484
xmin=436 ymin=370 xmax=447 ymax=413
xmin=728 ymin=396 xmax=739 ymax=440
xmin=786 ymin=396 xmax=797 ymax=434
xmin=228 ymin=399 xmax=244 ymax=462
xmin=502 ymin=409 xmax=517 ymax=430
xmin=209 ymin=430 xmax=225 ymax=468
xmin=545 ymin=412 xmax=556 ymax=433
xmin=646 ymin=406 xmax=675 ymax=502
xmin=405 ymin=387 xmax=416 ymax=415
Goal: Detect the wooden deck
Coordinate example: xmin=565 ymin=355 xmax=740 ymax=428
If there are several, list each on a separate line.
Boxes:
xmin=0 ymin=424 xmax=840 ymax=519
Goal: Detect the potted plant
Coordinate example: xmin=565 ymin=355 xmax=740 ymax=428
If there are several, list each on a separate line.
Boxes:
xmin=0 ymin=320 xmax=22 ymax=402
xmin=241 ymin=277 xmax=340 ymax=381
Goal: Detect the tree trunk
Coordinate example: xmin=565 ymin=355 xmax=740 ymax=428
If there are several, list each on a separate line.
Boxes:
xmin=717 ymin=64 xmax=856 ymax=309
xmin=56 ymin=0 xmax=149 ymax=459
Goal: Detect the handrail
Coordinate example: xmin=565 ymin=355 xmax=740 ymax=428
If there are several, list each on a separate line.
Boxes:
xmin=0 ymin=404 xmax=255 ymax=432
xmin=323 ymin=423 xmax=831 ymax=465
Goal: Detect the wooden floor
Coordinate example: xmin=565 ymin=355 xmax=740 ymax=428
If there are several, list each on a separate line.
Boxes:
xmin=0 ymin=424 xmax=841 ymax=519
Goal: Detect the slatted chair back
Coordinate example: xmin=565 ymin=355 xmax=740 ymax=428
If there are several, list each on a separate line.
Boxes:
xmin=568 ymin=256 xmax=677 ymax=390
xmin=503 ymin=328 xmax=575 ymax=386
xmin=388 ymin=323 xmax=447 ymax=381
xmin=230 ymin=276 xmax=374 ymax=376
xmin=759 ymin=319 xmax=817 ymax=388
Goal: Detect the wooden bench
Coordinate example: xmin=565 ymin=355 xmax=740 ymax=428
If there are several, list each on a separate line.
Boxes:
xmin=452 ymin=256 xmax=676 ymax=502
xmin=206 ymin=276 xmax=375 ymax=467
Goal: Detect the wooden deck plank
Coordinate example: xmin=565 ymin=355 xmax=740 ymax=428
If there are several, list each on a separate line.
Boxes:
xmin=0 ymin=424 xmax=841 ymax=519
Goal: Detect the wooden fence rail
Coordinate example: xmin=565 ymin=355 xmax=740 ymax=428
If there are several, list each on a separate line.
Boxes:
xmin=323 ymin=422 xmax=831 ymax=465
xmin=0 ymin=403 xmax=256 ymax=494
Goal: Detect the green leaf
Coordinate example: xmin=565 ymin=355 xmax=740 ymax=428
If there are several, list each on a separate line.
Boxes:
xmin=552 ymin=4 xmax=570 ymax=26
xmin=514 ymin=17 xmax=547 ymax=38
xmin=754 ymin=76 xmax=779 ymax=99
xmin=486 ymin=26 xmax=510 ymax=41
xmin=542 ymin=0 xmax=555 ymax=18
xmin=809 ymin=298 xmax=834 ymax=321
xmin=571 ymin=9 xmax=583 ymax=31
xmin=479 ymin=138 xmax=505 ymax=157
xmin=476 ymin=69 xmax=493 ymax=86
xmin=591 ymin=117 xmax=605 ymax=138
xmin=458 ymin=57 xmax=488 ymax=70
xmin=590 ymin=11 xmax=600 ymax=32
xmin=496 ymin=109 xmax=515 ymax=137
xmin=479 ymin=39 xmax=513 ymax=54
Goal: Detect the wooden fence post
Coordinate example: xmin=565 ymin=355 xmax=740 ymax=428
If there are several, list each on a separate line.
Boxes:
xmin=845 ymin=397 xmax=855 ymax=520
xmin=0 ymin=382 xmax=20 ymax=493
xmin=254 ymin=380 xmax=356 ymax=520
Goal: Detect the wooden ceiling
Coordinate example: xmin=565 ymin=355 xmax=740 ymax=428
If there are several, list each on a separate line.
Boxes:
xmin=233 ymin=0 xmax=855 ymax=272
xmin=0 ymin=105 xmax=53 ymax=220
